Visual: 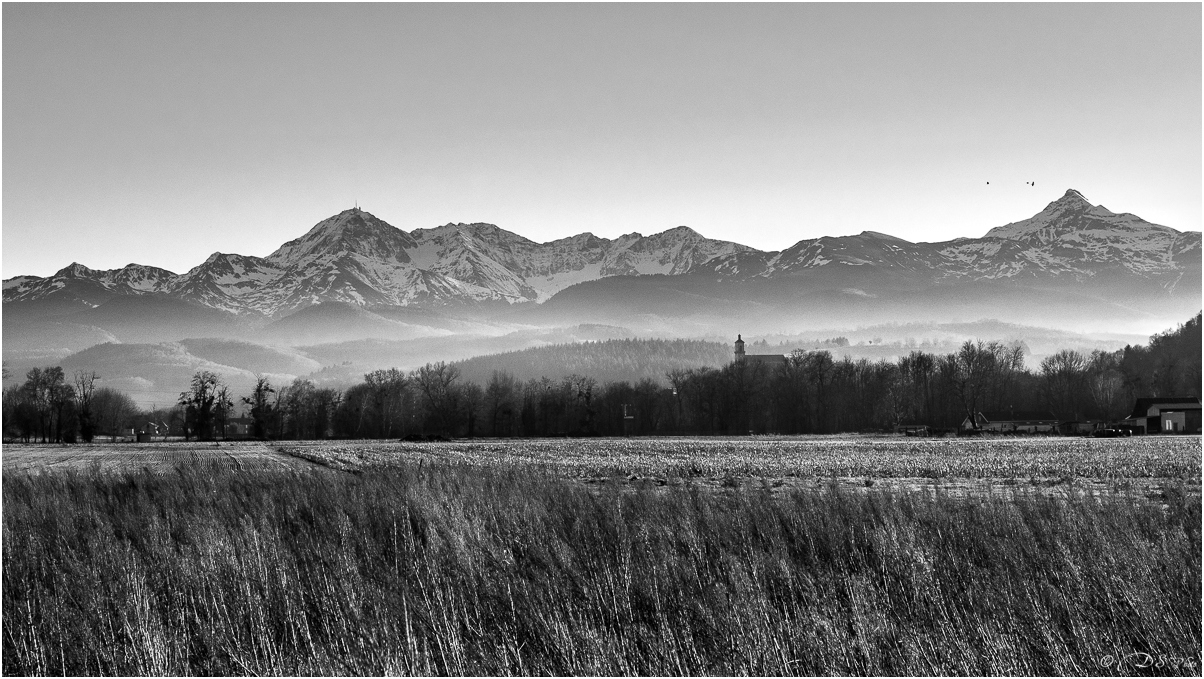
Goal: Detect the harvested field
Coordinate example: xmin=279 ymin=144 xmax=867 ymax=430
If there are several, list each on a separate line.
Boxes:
xmin=276 ymin=435 xmax=1201 ymax=479
xmin=1 ymin=441 xmax=324 ymax=474
xmin=5 ymin=436 xmax=1198 ymax=503
xmin=279 ymin=435 xmax=1200 ymax=504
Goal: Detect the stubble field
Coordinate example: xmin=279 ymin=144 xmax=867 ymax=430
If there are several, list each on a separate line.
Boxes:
xmin=3 ymin=436 xmax=1200 ymax=675
xmin=6 ymin=435 xmax=1199 ymax=500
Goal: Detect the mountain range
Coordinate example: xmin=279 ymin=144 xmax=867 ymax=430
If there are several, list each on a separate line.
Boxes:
xmin=3 ymin=188 xmax=1199 ymax=401
xmin=7 ymin=189 xmax=1198 ymax=318
xmin=3 ymin=212 xmax=755 ymax=315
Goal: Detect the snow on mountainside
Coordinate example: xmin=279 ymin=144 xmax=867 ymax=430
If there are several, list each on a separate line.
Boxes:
xmin=268 ymin=209 xmax=417 ymax=266
xmin=0 ymin=208 xmax=753 ymax=315
xmin=170 ymin=253 xmax=287 ymax=314
xmin=250 ymin=212 xmax=755 ymax=312
xmin=761 ymin=232 xmax=946 ymax=276
xmin=3 ymin=262 xmax=177 ymax=305
xmin=3 ymin=190 xmax=1199 ymax=317
xmin=701 ymin=189 xmax=1199 ymax=285
xmin=405 ymin=222 xmax=753 ymax=302
xmin=937 ymin=189 xmax=1198 ymax=281
xmin=2 ymin=276 xmax=35 ymax=290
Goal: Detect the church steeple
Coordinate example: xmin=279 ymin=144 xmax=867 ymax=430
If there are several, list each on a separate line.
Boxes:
xmin=734 ymin=334 xmax=745 ymax=362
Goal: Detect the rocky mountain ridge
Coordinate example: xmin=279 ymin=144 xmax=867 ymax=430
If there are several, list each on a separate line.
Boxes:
xmin=703 ymin=190 xmax=1198 ymax=286
xmin=5 ymin=189 xmax=1199 ymax=317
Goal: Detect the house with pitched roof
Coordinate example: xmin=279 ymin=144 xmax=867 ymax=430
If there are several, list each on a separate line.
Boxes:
xmin=961 ymin=410 xmax=1059 ymax=434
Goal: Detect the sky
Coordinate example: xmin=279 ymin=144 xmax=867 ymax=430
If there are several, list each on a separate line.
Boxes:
xmin=4 ymin=3 xmax=1201 ymax=278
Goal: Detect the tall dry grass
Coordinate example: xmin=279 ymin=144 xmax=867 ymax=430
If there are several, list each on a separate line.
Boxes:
xmin=3 ymin=462 xmax=1199 ymax=675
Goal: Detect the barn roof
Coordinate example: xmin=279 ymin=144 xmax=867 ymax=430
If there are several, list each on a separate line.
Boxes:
xmin=1127 ymin=397 xmax=1201 ymax=419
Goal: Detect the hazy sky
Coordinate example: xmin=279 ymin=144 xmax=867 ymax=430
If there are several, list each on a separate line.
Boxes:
xmin=4 ymin=3 xmax=1200 ymax=278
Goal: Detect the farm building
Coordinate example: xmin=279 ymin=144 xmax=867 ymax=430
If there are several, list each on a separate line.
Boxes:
xmin=136 ymin=422 xmax=167 ymax=443
xmin=1056 ymin=420 xmax=1106 ymax=436
xmin=895 ymin=424 xmax=931 ymax=436
xmin=733 ymin=335 xmax=787 ymax=368
xmin=224 ymin=417 xmax=254 ymax=439
xmin=961 ymin=410 xmax=1059 ymax=434
xmin=1120 ymin=397 xmax=1201 ymax=435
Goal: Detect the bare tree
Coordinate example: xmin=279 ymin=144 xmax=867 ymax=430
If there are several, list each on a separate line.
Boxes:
xmin=242 ymin=375 xmax=275 ymax=439
xmin=949 ymin=341 xmax=995 ymax=431
xmin=485 ymin=370 xmax=518 ymax=436
xmin=18 ymin=367 xmax=75 ymax=442
xmin=414 ymin=362 xmax=460 ymax=436
xmin=802 ymin=351 xmax=834 ymax=433
xmin=898 ymin=350 xmax=937 ymax=425
xmin=93 ymin=387 xmax=137 ymax=441
xmin=565 ymin=374 xmax=598 ymax=433
xmin=460 ymin=381 xmax=484 ymax=438
xmin=214 ymin=385 xmax=234 ymax=439
xmin=1041 ymin=349 xmax=1088 ymax=421
xmin=73 ymin=371 xmax=98 ymax=442
xmin=178 ymin=371 xmax=225 ymax=441
xmin=364 ymin=368 xmax=408 ymax=437
xmin=665 ymin=368 xmax=690 ymax=431
xmin=1087 ymin=350 xmax=1127 ymax=421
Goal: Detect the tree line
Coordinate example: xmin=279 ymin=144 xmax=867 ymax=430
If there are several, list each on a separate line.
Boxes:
xmin=4 ymin=313 xmax=1198 ymax=441
xmin=1 ymin=367 xmax=130 ymax=443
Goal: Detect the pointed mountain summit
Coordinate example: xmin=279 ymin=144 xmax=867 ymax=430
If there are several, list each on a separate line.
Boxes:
xmin=1056 ymin=188 xmax=1090 ymax=206
xmin=57 ymin=262 xmax=99 ymax=278
xmin=984 ymin=188 xmax=1176 ymax=241
xmin=268 ymin=208 xmax=417 ymax=268
xmin=939 ymin=188 xmax=1197 ymax=282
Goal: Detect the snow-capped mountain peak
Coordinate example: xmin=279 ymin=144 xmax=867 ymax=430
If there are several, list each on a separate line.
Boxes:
xmin=268 ymin=208 xmax=416 ymax=267
xmin=58 ymin=262 xmax=97 ymax=278
xmin=936 ymin=188 xmax=1195 ymax=281
xmin=1059 ymin=187 xmax=1089 ymax=204
xmin=983 ymin=188 xmax=1176 ymax=241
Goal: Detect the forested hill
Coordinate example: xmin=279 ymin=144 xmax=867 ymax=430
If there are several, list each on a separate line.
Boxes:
xmin=1122 ymin=311 xmax=1202 ymax=398
xmin=454 ymin=338 xmax=732 ymax=386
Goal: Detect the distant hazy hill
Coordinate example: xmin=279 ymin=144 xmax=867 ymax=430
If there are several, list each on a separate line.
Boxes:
xmin=255 ymin=302 xmax=451 ymax=346
xmin=177 ymin=338 xmax=322 ymax=376
xmin=49 ymin=340 xmax=324 ymax=409
xmin=2 ymin=294 xmax=249 ymax=354
xmin=453 ymin=338 xmax=733 ymax=386
xmin=298 ymin=325 xmax=645 ymax=387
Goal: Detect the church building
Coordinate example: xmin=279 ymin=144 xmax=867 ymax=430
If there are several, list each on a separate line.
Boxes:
xmin=734 ymin=335 xmax=787 ymax=368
